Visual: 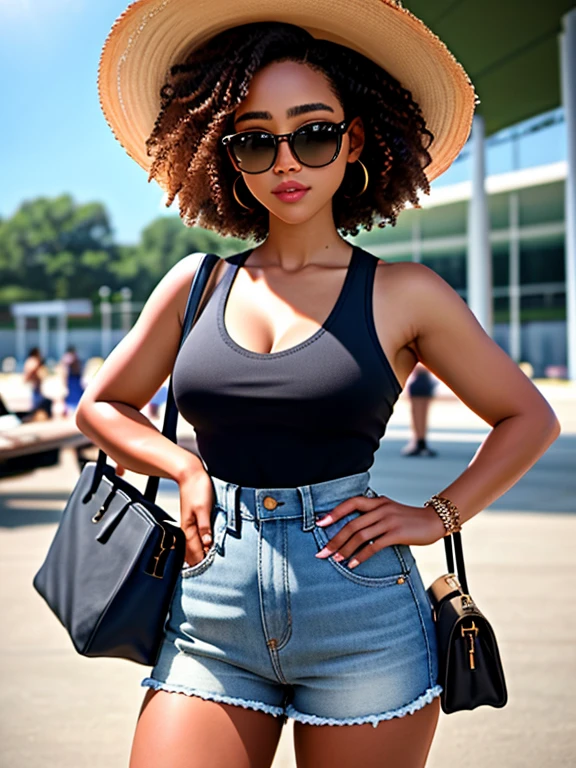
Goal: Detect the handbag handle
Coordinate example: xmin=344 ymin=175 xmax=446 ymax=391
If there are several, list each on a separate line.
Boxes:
xmin=91 ymin=253 xmax=221 ymax=503
xmin=443 ymin=531 xmax=469 ymax=595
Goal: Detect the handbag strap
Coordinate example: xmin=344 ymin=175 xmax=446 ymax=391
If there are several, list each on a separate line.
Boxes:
xmin=444 ymin=531 xmax=469 ymax=595
xmin=92 ymin=253 xmax=221 ymax=502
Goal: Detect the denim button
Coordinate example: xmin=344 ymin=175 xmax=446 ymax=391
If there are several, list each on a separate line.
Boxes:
xmin=263 ymin=496 xmax=278 ymax=510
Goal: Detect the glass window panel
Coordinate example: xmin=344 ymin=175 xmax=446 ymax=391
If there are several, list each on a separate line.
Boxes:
xmin=520 ymin=241 xmax=565 ymax=284
xmin=518 ymin=182 xmax=564 ymax=227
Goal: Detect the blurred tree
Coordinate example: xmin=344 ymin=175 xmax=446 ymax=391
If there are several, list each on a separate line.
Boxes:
xmin=0 ymin=195 xmax=250 ymax=303
xmin=134 ymin=216 xmax=246 ymax=288
xmin=0 ymin=195 xmax=116 ymax=300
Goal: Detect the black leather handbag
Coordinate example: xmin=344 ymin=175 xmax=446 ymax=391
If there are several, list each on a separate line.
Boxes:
xmin=33 ymin=252 xmax=220 ymax=666
xmin=427 ymin=530 xmax=508 ymax=714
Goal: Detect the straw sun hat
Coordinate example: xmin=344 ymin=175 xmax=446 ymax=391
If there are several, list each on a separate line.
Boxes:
xmin=98 ymin=0 xmax=477 ymax=187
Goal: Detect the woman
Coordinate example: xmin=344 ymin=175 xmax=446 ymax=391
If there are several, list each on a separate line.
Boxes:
xmin=401 ymin=363 xmax=438 ymax=457
xmin=23 ymin=347 xmax=52 ymax=418
xmin=60 ymin=345 xmax=84 ymax=414
xmin=79 ymin=4 xmax=560 ymax=767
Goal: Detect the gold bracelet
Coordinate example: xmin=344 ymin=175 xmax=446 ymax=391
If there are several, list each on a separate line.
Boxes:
xmin=423 ymin=494 xmax=462 ymax=535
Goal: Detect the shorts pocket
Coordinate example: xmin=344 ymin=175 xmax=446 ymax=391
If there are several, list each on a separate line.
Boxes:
xmin=181 ymin=506 xmax=228 ymax=579
xmin=312 ymin=486 xmax=416 ymax=587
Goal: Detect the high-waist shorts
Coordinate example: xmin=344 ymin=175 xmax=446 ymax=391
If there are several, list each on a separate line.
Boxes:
xmin=141 ymin=470 xmax=442 ymax=727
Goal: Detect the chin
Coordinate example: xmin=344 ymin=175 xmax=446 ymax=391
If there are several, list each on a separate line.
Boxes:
xmin=275 ymin=212 xmax=316 ymax=226
xmin=268 ymin=202 xmax=327 ymax=226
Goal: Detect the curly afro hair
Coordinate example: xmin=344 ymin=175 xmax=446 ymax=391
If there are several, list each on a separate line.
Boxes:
xmin=145 ymin=21 xmax=434 ymax=242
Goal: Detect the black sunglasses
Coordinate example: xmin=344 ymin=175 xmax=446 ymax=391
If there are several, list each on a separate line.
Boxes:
xmin=221 ymin=120 xmax=350 ymax=174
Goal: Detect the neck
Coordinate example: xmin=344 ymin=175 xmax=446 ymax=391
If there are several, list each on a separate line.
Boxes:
xmin=253 ymin=201 xmax=352 ymax=272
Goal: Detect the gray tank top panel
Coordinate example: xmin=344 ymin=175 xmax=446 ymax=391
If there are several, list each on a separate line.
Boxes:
xmin=172 ymin=245 xmax=403 ymax=487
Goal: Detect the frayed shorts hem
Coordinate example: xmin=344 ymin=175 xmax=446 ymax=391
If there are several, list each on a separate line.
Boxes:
xmin=285 ymin=684 xmax=443 ymax=728
xmin=140 ymin=677 xmax=286 ymax=718
xmin=141 ymin=677 xmax=443 ymax=728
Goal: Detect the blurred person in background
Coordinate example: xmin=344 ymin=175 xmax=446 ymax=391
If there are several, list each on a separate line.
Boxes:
xmin=147 ymin=380 xmax=169 ymax=421
xmin=401 ymin=362 xmax=438 ymax=457
xmin=23 ymin=347 xmax=52 ymax=419
xmin=60 ymin=345 xmax=85 ymax=415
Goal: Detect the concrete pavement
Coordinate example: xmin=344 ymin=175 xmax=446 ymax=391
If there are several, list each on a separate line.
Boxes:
xmin=1 ymin=391 xmax=575 ymax=767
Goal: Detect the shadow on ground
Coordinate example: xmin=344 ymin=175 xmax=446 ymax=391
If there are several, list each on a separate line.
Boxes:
xmin=0 ymin=431 xmax=573 ymax=530
xmin=0 ymin=491 xmax=71 ymax=528
xmin=372 ymin=432 xmax=576 ymax=515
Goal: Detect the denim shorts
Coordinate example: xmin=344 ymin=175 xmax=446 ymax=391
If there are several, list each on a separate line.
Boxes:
xmin=141 ymin=470 xmax=442 ymax=727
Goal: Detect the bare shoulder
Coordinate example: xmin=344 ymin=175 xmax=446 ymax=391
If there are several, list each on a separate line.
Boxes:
xmin=153 ymin=252 xmax=213 ymax=324
xmin=371 ymin=258 xmax=439 ymax=344
xmin=143 ymin=251 xmax=231 ymax=325
xmin=373 ymin=257 xmax=433 ymax=286
xmin=78 ymin=252 xmax=226 ymax=412
xmin=374 ymin=259 xmax=465 ymax=326
xmin=374 ymin=258 xmax=558 ymax=427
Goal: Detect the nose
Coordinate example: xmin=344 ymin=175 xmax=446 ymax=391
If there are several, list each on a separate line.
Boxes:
xmin=273 ymin=136 xmax=301 ymax=174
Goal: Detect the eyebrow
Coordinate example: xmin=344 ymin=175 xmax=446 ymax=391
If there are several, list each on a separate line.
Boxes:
xmin=235 ymin=102 xmax=335 ymax=124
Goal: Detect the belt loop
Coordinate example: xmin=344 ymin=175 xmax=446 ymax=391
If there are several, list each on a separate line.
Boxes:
xmin=298 ymin=484 xmax=315 ymax=532
xmin=225 ymin=482 xmax=240 ymax=534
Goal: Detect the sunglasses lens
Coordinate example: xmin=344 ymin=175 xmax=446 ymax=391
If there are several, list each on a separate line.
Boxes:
xmin=293 ymin=123 xmax=340 ymax=167
xmin=230 ymin=132 xmax=276 ymax=173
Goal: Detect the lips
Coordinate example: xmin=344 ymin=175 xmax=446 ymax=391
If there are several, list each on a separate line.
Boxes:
xmin=273 ymin=188 xmax=309 ymax=203
xmin=272 ymin=181 xmax=309 ymax=194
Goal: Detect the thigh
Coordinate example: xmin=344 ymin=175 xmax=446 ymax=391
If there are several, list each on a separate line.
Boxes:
xmin=130 ymin=688 xmax=285 ymax=768
xmin=293 ymin=696 xmax=441 ymax=768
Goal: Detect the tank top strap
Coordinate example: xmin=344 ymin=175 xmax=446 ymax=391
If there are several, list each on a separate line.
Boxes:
xmin=327 ymin=245 xmax=376 ymax=332
xmin=217 ymin=248 xmax=253 ymax=304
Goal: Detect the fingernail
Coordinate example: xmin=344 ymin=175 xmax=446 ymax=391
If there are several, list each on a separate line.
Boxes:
xmin=348 ymin=558 xmax=359 ymax=569
xmin=332 ymin=552 xmax=345 ymax=562
xmin=315 ymin=547 xmax=332 ymax=558
xmin=316 ymin=516 xmax=332 ymax=526
xmin=202 ymin=534 xmax=212 ymax=546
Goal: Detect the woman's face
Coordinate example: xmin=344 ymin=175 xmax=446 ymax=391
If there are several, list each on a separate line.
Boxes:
xmin=228 ymin=59 xmax=364 ymax=227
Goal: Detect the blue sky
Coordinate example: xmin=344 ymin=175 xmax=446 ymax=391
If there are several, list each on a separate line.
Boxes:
xmin=0 ymin=1 xmax=568 ymax=245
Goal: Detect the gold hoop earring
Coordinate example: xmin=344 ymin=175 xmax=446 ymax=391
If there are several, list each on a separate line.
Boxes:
xmin=343 ymin=159 xmax=369 ymax=198
xmin=233 ymin=175 xmax=255 ymax=212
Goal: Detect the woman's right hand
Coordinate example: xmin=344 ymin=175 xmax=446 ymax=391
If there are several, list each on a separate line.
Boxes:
xmin=178 ymin=464 xmax=217 ymax=567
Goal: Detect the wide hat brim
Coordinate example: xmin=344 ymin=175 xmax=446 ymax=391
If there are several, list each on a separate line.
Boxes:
xmin=98 ymin=0 xmax=476 ymax=187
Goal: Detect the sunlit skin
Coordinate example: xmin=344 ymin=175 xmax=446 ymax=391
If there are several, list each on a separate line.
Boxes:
xmin=77 ymin=57 xmax=560 ymax=768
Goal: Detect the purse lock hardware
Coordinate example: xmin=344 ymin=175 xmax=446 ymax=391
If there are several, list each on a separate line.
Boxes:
xmin=461 ymin=621 xmax=479 ymax=670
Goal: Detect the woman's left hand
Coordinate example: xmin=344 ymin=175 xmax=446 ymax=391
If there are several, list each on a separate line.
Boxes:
xmin=315 ymin=492 xmax=446 ymax=569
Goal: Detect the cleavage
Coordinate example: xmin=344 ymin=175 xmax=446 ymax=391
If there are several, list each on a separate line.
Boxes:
xmin=223 ymin=263 xmax=349 ymax=356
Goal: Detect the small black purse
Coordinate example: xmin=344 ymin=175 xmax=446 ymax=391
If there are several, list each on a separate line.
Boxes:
xmin=427 ymin=530 xmax=508 ymax=714
xmin=33 ymin=252 xmax=220 ymax=666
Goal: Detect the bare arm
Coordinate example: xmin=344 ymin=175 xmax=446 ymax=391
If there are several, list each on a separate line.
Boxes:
xmin=315 ymin=262 xmax=562 ymax=566
xmin=23 ymin=358 xmax=42 ymax=384
xmin=75 ymin=252 xmax=222 ymax=566
xmin=75 ymin=253 xmax=207 ymax=482
xmin=407 ymin=262 xmax=561 ymax=524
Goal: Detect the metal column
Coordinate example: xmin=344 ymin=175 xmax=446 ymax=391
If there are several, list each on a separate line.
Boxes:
xmin=561 ymin=8 xmax=576 ymax=381
xmin=509 ymin=192 xmax=521 ymax=362
xmin=15 ymin=316 xmax=26 ymax=366
xmin=57 ymin=312 xmax=68 ymax=360
xmin=466 ymin=114 xmax=493 ymax=335
xmin=412 ymin=218 xmax=422 ymax=263
xmin=38 ymin=315 xmax=49 ymax=358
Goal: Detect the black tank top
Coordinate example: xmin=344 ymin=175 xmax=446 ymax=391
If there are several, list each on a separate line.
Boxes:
xmin=172 ymin=245 xmax=403 ymax=487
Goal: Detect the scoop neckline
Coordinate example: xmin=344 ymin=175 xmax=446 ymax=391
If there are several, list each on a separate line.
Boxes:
xmin=218 ymin=245 xmax=361 ymax=359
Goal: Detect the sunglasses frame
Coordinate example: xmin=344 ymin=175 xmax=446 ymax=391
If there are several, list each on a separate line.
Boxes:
xmin=221 ymin=119 xmax=350 ymax=174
